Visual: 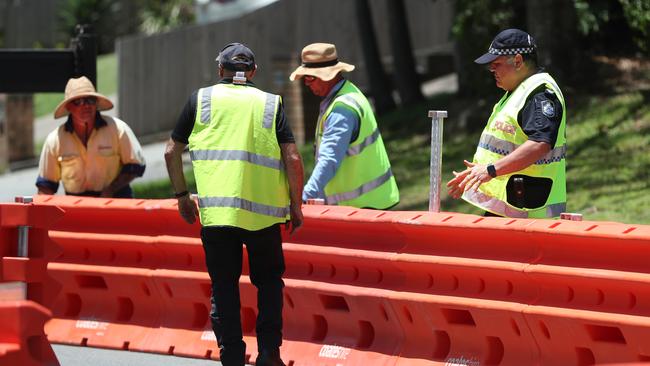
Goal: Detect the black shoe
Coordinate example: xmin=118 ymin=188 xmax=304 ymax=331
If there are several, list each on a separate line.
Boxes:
xmin=255 ymin=349 xmax=286 ymax=366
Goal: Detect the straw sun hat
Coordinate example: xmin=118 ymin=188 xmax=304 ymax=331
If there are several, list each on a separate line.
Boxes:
xmin=289 ymin=43 xmax=355 ymax=81
xmin=53 ymin=76 xmax=114 ymax=119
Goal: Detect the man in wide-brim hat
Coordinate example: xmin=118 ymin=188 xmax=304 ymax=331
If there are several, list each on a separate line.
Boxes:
xmin=290 ymin=42 xmax=399 ymax=209
xmin=36 ymin=76 xmax=146 ymax=197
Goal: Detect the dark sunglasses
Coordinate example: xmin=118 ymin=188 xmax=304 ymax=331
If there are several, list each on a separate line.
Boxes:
xmin=71 ymin=97 xmax=98 ymax=106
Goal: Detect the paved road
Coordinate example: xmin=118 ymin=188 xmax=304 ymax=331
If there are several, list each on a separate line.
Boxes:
xmin=53 ymin=344 xmax=247 ymax=366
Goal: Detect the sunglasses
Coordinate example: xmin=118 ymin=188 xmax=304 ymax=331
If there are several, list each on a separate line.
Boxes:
xmin=71 ymin=97 xmax=98 ymax=106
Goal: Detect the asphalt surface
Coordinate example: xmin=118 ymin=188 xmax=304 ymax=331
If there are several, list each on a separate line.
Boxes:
xmin=52 ymin=344 xmax=241 ymax=366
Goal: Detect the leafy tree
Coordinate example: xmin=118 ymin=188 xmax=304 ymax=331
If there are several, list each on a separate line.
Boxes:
xmin=451 ymin=0 xmax=525 ymax=98
xmin=59 ymin=0 xmax=120 ymax=54
xmin=138 ymin=0 xmax=195 ymax=35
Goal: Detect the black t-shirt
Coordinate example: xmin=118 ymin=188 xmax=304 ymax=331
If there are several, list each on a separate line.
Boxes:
xmin=171 ymin=79 xmax=295 ymax=144
xmin=505 ymin=76 xmax=564 ymax=209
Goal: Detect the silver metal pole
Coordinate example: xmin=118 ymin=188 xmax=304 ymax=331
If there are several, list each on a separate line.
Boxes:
xmin=14 ymin=196 xmax=32 ymax=257
xmin=428 ymin=110 xmax=447 ymax=212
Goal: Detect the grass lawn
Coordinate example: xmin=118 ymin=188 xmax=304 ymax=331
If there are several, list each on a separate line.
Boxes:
xmin=133 ymin=89 xmax=650 ymax=224
xmin=33 ymin=53 xmax=117 ymax=118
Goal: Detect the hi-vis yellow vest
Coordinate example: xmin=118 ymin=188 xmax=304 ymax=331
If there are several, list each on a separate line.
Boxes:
xmin=189 ymin=83 xmax=290 ymax=230
xmin=316 ymin=80 xmax=399 ymax=209
xmin=462 ymin=73 xmax=567 ymax=218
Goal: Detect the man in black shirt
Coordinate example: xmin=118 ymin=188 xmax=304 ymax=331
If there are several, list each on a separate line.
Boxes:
xmin=447 ymin=29 xmax=567 ymax=218
xmin=165 ymin=42 xmax=303 ymax=366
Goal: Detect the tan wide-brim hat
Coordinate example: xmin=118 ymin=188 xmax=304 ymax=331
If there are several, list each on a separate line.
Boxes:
xmin=53 ymin=76 xmax=114 ymax=119
xmin=289 ymin=43 xmax=355 ymax=82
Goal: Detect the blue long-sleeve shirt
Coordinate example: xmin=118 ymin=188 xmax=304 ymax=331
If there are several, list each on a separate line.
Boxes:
xmin=303 ymin=80 xmax=360 ymax=201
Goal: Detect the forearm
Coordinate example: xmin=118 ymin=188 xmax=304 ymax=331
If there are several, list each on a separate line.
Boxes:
xmin=493 ymin=140 xmax=551 ymax=176
xmin=37 ymin=186 xmax=55 ymax=195
xmin=280 ymin=143 xmax=304 ymax=206
xmin=164 ymin=138 xmax=189 ymax=194
xmin=105 ymin=172 xmax=138 ymax=194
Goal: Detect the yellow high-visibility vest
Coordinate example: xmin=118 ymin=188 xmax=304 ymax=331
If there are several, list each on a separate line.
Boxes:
xmin=316 ymin=80 xmax=399 ymax=209
xmin=189 ymin=83 xmax=290 ymax=230
xmin=462 ymin=73 xmax=567 ymax=218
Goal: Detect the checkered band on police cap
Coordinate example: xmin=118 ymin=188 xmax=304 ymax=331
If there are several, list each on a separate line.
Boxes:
xmin=475 ymin=29 xmax=537 ymax=65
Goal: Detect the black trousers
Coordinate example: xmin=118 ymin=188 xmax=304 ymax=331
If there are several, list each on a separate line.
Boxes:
xmin=201 ymin=224 xmax=285 ymax=366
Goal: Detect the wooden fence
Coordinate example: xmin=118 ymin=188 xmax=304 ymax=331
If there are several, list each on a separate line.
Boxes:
xmin=117 ymin=0 xmax=453 ymax=143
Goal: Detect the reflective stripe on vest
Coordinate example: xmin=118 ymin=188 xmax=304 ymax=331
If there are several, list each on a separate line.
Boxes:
xmin=198 ymin=196 xmax=289 ymax=218
xmin=462 ymin=189 xmax=566 ymax=218
xmin=200 ymin=86 xmax=213 ymax=124
xmin=478 ymin=134 xmax=567 ymax=165
xmin=346 ymin=129 xmax=380 ymax=156
xmin=326 ymin=168 xmax=394 ymax=205
xmin=263 ymin=93 xmax=278 ymax=129
xmin=190 ymin=149 xmax=283 ymax=170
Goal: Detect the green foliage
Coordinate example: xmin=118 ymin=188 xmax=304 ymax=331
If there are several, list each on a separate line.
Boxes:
xmin=573 ymin=0 xmax=648 ymax=54
xmin=58 ymin=0 xmax=119 ymax=54
xmin=619 ymin=0 xmax=650 ymax=52
xmin=564 ymin=91 xmax=650 ymax=222
xmin=574 ymin=0 xmax=611 ymax=35
xmin=138 ymin=0 xmax=195 ymax=35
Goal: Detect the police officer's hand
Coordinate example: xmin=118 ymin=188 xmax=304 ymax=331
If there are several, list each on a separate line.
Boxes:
xmin=447 ymin=160 xmax=492 ymax=199
xmin=177 ymin=195 xmax=199 ymax=224
xmin=287 ymin=202 xmax=303 ymax=234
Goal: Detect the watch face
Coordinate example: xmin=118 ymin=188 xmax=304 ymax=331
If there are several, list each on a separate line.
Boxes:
xmin=487 ymin=164 xmax=497 ymax=178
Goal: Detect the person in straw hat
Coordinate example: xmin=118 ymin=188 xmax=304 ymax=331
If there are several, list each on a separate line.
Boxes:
xmin=290 ymin=43 xmax=399 ymax=209
xmin=36 ymin=76 xmax=146 ymax=198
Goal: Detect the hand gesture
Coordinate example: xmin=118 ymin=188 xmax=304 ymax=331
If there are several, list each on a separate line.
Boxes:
xmin=177 ymin=195 xmax=199 ymax=224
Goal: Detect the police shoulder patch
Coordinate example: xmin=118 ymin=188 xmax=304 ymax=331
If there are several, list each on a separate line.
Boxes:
xmin=541 ymin=100 xmax=555 ymax=118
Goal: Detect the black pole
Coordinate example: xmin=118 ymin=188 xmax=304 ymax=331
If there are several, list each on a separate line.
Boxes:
xmin=72 ymin=24 xmax=97 ymax=87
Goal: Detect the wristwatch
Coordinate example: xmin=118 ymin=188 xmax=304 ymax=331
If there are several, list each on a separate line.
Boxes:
xmin=174 ymin=190 xmax=189 ymax=198
xmin=487 ymin=164 xmax=497 ymax=178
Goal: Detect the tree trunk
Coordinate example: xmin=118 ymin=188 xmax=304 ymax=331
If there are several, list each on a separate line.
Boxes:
xmin=526 ymin=0 xmax=579 ymax=88
xmin=386 ymin=0 xmax=423 ymax=105
xmin=355 ymin=0 xmax=396 ymax=114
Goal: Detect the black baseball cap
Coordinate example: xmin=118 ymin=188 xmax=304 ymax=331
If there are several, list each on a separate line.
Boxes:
xmin=474 ymin=29 xmax=537 ymax=65
xmin=216 ymin=42 xmax=255 ymax=71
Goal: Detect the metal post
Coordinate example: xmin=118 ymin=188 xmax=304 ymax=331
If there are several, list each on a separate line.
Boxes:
xmin=428 ymin=110 xmax=447 ymax=212
xmin=14 ymin=196 xmax=32 ymax=257
xmin=71 ymin=24 xmax=97 ymax=86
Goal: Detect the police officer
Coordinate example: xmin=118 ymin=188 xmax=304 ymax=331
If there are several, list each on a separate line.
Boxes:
xmin=447 ymin=29 xmax=567 ymax=218
xmin=289 ymin=43 xmax=399 ymax=209
xmin=165 ymin=42 xmax=303 ymax=366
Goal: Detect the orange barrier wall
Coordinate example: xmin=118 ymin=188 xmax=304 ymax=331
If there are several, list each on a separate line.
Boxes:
xmin=0 ymin=300 xmax=58 ymax=366
xmin=0 ymin=202 xmax=64 ymax=365
xmin=29 ymin=195 xmax=650 ymax=365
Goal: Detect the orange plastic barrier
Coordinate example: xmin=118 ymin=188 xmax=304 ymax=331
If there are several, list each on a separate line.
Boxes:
xmin=0 ymin=202 xmax=64 ymax=307
xmin=524 ymin=306 xmax=650 ymax=365
xmin=27 ymin=196 xmax=650 ymax=365
xmin=46 ymin=262 xmax=161 ymax=351
xmin=0 ymin=300 xmax=58 ymax=366
xmin=0 ymin=201 xmax=63 ymax=366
